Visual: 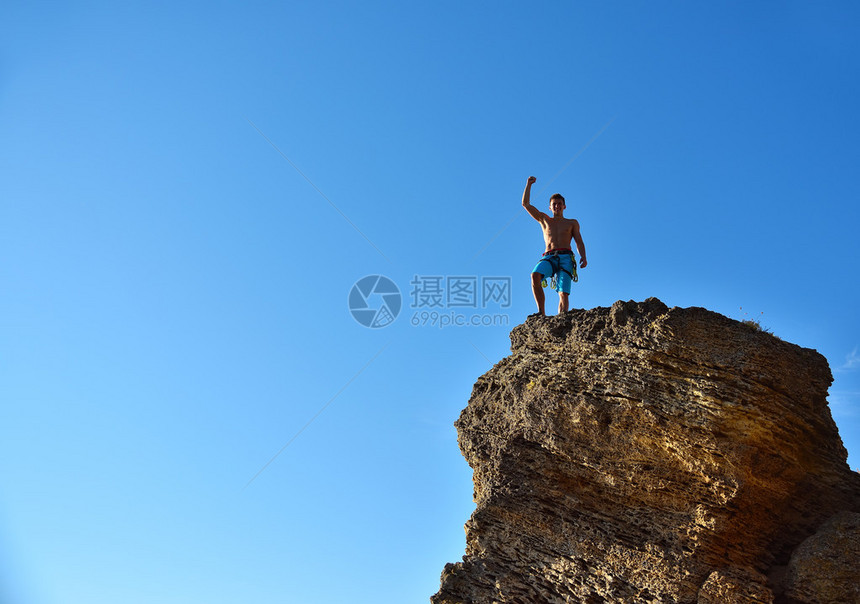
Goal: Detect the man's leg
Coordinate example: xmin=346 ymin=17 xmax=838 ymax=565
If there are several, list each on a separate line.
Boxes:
xmin=531 ymin=272 xmax=545 ymax=315
xmin=557 ymin=256 xmax=573 ymax=314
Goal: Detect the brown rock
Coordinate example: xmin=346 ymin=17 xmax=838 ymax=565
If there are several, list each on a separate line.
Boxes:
xmin=432 ymin=299 xmax=860 ymax=603
xmin=781 ymin=511 xmax=860 ymax=604
xmin=697 ymin=567 xmax=772 ymax=603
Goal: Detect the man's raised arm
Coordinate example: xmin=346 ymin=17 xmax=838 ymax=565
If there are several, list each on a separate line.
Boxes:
xmin=522 ymin=176 xmax=545 ymax=222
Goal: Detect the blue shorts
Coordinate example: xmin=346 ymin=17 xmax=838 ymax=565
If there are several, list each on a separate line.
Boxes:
xmin=532 ymin=252 xmax=575 ymax=294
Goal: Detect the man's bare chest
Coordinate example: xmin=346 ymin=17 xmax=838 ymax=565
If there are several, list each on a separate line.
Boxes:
xmin=543 ymin=219 xmax=573 ymax=237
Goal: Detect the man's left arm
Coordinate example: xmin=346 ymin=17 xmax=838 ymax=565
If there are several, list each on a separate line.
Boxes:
xmin=572 ymin=220 xmax=587 ymax=268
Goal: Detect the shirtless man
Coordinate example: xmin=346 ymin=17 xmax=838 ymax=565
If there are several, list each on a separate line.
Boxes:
xmin=522 ymin=176 xmax=587 ymax=315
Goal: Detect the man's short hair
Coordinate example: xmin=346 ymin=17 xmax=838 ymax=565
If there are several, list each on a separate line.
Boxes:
xmin=550 ymin=193 xmax=566 ymax=205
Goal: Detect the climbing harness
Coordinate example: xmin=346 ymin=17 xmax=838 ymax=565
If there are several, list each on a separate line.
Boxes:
xmin=540 ymin=249 xmax=578 ymax=290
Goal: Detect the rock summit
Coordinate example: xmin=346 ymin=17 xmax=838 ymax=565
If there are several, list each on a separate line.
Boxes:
xmin=433 ymin=299 xmax=860 ymax=603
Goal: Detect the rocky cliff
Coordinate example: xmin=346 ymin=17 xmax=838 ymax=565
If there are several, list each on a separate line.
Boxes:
xmin=433 ymin=299 xmax=860 ymax=604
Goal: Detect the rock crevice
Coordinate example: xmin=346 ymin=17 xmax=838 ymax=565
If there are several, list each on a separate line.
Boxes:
xmin=433 ymin=299 xmax=860 ymax=603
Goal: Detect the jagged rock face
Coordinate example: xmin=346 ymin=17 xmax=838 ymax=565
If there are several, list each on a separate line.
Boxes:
xmin=433 ymin=299 xmax=860 ymax=604
xmin=782 ymin=511 xmax=860 ymax=604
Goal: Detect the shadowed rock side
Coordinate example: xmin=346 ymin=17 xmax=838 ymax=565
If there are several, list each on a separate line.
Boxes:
xmin=432 ymin=299 xmax=860 ymax=604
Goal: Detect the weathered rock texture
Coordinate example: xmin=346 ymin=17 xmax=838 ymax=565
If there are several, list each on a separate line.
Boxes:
xmin=433 ymin=299 xmax=860 ymax=603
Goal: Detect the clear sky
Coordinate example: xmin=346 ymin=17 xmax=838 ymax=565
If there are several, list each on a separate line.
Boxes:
xmin=2 ymin=2 xmax=859 ymax=603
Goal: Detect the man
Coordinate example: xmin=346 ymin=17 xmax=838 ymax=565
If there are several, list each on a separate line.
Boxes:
xmin=522 ymin=175 xmax=587 ymax=316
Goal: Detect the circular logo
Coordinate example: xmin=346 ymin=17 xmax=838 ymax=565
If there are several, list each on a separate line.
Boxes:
xmin=348 ymin=275 xmax=402 ymax=328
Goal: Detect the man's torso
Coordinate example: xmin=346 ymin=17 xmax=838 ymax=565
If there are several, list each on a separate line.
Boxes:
xmin=541 ymin=216 xmax=576 ymax=253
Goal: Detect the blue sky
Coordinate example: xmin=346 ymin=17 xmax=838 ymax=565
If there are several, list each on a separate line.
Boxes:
xmin=2 ymin=2 xmax=859 ymax=603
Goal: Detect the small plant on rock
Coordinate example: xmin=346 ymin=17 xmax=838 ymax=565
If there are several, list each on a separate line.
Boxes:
xmin=739 ymin=308 xmax=773 ymax=334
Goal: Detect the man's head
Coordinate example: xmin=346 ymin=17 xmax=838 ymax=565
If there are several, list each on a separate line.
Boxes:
xmin=549 ymin=193 xmax=566 ymax=215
